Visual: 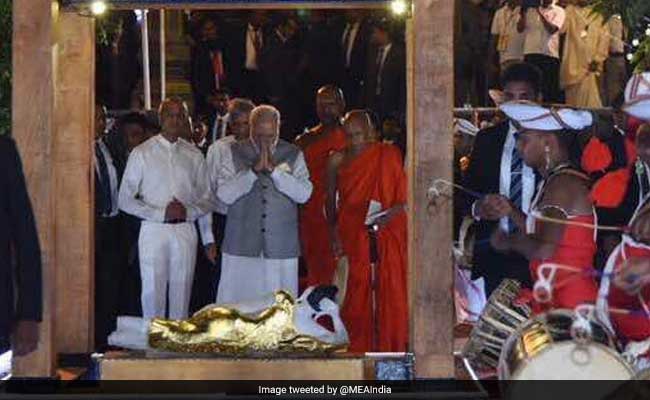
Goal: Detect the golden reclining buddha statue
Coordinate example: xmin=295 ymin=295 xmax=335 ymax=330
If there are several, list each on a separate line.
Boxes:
xmin=108 ymin=285 xmax=349 ymax=354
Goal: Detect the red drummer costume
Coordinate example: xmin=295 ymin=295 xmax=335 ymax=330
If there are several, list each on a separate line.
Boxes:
xmin=597 ymin=73 xmax=650 ymax=367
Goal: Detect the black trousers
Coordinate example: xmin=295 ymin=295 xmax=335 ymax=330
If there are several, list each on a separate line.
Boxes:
xmin=189 ymin=213 xmax=227 ymax=313
xmin=95 ymin=215 xmax=127 ymax=350
xmin=524 ymin=53 xmax=561 ymax=103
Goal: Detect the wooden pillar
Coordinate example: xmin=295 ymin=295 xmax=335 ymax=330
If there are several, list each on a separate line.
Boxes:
xmin=54 ymin=12 xmax=95 ymax=354
xmin=11 ymin=0 xmax=58 ymax=377
xmin=408 ymin=0 xmax=455 ymax=378
xmin=12 ymin=4 xmax=95 ymax=376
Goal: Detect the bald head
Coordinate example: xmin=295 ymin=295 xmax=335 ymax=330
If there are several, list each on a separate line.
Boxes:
xmin=250 ymin=105 xmax=281 ymax=149
xmin=317 ymin=85 xmax=346 ymax=125
xmin=343 ymin=110 xmax=375 ymax=149
xmin=159 ymin=98 xmax=190 ymax=141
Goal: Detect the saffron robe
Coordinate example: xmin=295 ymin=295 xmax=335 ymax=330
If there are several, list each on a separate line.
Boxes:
xmin=336 ymin=143 xmax=408 ymax=352
xmin=300 ymin=128 xmax=347 ymax=287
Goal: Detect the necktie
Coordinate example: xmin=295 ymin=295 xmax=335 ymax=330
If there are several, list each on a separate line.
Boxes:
xmin=342 ymin=24 xmax=352 ymax=66
xmin=509 ymin=146 xmax=523 ymax=233
xmin=212 ymin=117 xmax=225 ymax=143
xmin=95 ymin=143 xmax=113 ymax=216
xmin=375 ymin=47 xmax=386 ymax=96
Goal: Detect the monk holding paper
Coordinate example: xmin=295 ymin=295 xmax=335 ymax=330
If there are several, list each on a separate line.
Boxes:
xmin=325 ymin=110 xmax=408 ymax=352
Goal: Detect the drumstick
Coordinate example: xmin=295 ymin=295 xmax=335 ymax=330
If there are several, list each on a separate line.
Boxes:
xmin=429 ymin=179 xmax=629 ymax=233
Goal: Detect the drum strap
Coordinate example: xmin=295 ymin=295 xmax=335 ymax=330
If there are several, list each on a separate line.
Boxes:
xmin=597 ymin=242 xmax=626 ymax=335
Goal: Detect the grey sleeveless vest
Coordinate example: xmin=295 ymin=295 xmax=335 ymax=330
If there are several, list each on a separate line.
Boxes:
xmin=222 ymin=139 xmax=302 ymax=259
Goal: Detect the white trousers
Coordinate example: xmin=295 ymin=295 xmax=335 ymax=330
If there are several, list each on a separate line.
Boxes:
xmin=138 ymin=221 xmax=197 ymax=319
xmin=216 ymin=253 xmax=298 ymax=305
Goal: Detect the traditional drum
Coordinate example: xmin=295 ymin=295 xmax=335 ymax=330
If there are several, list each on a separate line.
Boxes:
xmin=499 ymin=309 xmax=634 ymax=380
xmin=462 ymin=279 xmax=531 ymax=377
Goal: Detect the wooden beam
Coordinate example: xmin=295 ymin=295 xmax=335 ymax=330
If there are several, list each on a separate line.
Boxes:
xmin=65 ymin=2 xmax=388 ymax=11
xmin=54 ymin=12 xmax=95 ymax=354
xmin=11 ymin=0 xmax=58 ymax=377
xmin=408 ymin=0 xmax=455 ymax=378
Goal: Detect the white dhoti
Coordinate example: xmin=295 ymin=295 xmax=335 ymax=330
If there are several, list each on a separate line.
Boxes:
xmin=138 ymin=221 xmax=197 ymax=319
xmin=216 ymin=253 xmax=298 ymax=304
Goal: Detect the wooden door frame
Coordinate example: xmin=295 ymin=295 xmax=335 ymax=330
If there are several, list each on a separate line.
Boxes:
xmin=12 ymin=0 xmax=454 ymax=378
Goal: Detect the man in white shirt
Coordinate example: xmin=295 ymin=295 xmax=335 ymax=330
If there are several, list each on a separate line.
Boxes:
xmin=491 ymin=0 xmax=525 ymax=70
xmin=118 ymin=98 xmax=214 ymax=320
xmin=204 ymin=98 xmax=255 ymax=303
xmin=215 ymin=105 xmax=312 ymax=304
xmin=519 ymin=0 xmax=565 ymax=102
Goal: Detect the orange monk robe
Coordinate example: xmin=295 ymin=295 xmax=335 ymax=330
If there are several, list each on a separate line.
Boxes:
xmin=336 ymin=143 xmax=408 ymax=352
xmin=300 ymin=128 xmax=347 ymax=287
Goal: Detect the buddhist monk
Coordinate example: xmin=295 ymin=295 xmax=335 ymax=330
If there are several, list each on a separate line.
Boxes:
xmin=325 ymin=110 xmax=408 ymax=352
xmin=296 ymin=86 xmax=347 ymax=287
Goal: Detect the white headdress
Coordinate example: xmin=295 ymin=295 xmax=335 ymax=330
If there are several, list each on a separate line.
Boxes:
xmin=499 ymin=101 xmax=593 ymax=131
xmin=623 ymin=72 xmax=650 ymax=121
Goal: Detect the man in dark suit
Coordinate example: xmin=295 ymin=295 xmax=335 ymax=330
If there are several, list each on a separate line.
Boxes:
xmin=190 ymin=17 xmax=229 ymax=123
xmin=339 ymin=10 xmax=372 ymax=109
xmin=363 ymin=18 xmax=406 ymax=125
xmin=260 ymin=14 xmax=301 ymax=140
xmin=94 ymin=105 xmax=128 ymax=350
xmin=0 ymin=135 xmax=42 ymax=357
xmin=224 ymin=11 xmax=269 ymax=104
xmin=462 ymin=62 xmax=543 ymax=295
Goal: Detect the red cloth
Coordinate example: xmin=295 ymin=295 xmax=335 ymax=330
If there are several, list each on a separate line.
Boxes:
xmin=336 ymin=143 xmax=408 ymax=352
xmin=609 ymin=243 xmax=650 ymax=342
xmin=581 ymin=137 xmax=612 ymax=173
xmin=529 ymin=215 xmax=599 ymax=314
xmin=300 ymin=128 xmax=347 ymax=287
xmin=590 ymin=168 xmax=632 ymax=208
xmin=627 ymin=117 xmax=644 ymax=141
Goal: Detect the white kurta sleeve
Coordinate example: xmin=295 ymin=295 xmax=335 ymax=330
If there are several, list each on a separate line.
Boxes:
xmin=198 ymin=213 xmax=215 ymax=246
xmin=185 ymin=157 xmax=210 ymax=222
xmin=216 ymin=154 xmax=258 ymax=206
xmin=206 ymin=143 xmax=220 ymax=197
xmin=118 ymin=149 xmax=166 ymax=222
xmin=269 ymin=152 xmax=313 ymax=204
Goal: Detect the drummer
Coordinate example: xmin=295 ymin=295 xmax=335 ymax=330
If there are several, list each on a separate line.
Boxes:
xmin=484 ymin=100 xmax=599 ymax=313
xmin=600 ymin=73 xmax=650 ymax=352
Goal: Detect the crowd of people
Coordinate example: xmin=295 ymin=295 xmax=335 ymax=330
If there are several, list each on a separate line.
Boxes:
xmin=453 ymin=58 xmax=650 ymax=365
xmin=457 ymin=0 xmax=628 ymax=108
xmin=92 ymin=84 xmax=408 ymax=353
xmin=172 ymin=9 xmax=405 ymax=146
